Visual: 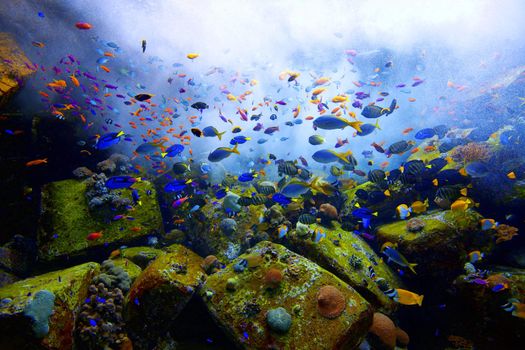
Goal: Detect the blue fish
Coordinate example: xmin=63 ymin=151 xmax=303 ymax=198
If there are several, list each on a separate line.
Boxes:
xmin=272 ymin=193 xmax=292 ymax=206
xmin=356 ymin=120 xmax=380 ymax=136
xmin=132 ymin=189 xmax=141 ymax=205
xmin=106 ymin=176 xmax=140 ymax=189
xmin=164 ymin=179 xmax=190 ymax=193
xmin=96 ymin=131 xmax=124 ymax=150
xmin=230 ymin=136 xmax=251 ymax=145
xmin=238 ymin=172 xmax=257 ymax=182
xmin=415 ymin=128 xmax=436 ymax=139
xmin=162 ymin=144 xmax=184 ymax=158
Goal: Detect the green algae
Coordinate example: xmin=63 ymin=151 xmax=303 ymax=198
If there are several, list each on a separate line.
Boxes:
xmin=110 ymin=258 xmax=142 ymax=282
xmin=38 ymin=179 xmax=163 ymax=262
xmin=202 ymin=241 xmax=372 ymax=350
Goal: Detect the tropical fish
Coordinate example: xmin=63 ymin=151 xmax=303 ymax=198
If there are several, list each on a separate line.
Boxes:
xmin=382 ymin=245 xmax=417 ymax=274
xmin=308 ymin=135 xmax=325 ymax=145
xmin=202 ymin=126 xmax=226 ymax=140
xmin=312 ymin=149 xmax=354 ymax=164
xmin=313 ymin=115 xmax=363 ymax=132
xmin=468 ymin=250 xmax=484 ymax=264
xmin=396 ymin=204 xmax=412 ymax=219
xmin=75 ymin=22 xmax=92 ymax=30
xmin=396 ymin=289 xmax=424 ymax=306
xmin=208 ymin=144 xmax=240 ymax=162
xmin=86 ymin=231 xmax=103 ymax=240
xmin=26 ymin=158 xmax=48 ymax=167
xmin=162 ymin=144 xmax=184 ymax=158
xmin=106 ymin=176 xmax=141 ymax=189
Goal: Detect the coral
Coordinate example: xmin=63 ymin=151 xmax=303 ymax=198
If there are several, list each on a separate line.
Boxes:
xmin=486 ymin=273 xmax=511 ymax=289
xmin=97 ymin=159 xmax=117 ymax=173
xmin=92 ymin=260 xmax=131 ymax=293
xmin=406 ymin=218 xmax=425 ymax=232
xmin=109 ymin=153 xmax=131 ymax=173
xmin=224 ymin=242 xmax=241 ymax=261
xmin=201 ymin=255 xmax=220 ymax=274
xmin=395 ymin=327 xmax=410 ymax=347
xmin=349 ymin=255 xmax=363 ymax=270
xmin=85 ymin=173 xmax=132 ymax=210
xmin=450 ymin=142 xmax=492 ymax=164
xmin=72 ymin=167 xmax=94 ymax=179
xmin=233 ymin=259 xmax=247 ymax=273
xmin=319 ymin=203 xmax=338 ymax=220
xmin=295 ymin=222 xmax=311 ymax=238
xmin=266 ymin=307 xmax=292 ymax=333
xmin=226 ymin=277 xmax=238 ymax=291
xmin=76 ymin=283 xmax=126 ymax=349
xmin=23 ymin=290 xmax=55 ymax=338
xmin=220 ymin=218 xmax=237 ymax=236
xmin=495 ymin=224 xmax=518 ymax=244
xmin=223 ymin=192 xmax=241 ymax=213
xmin=368 ymin=312 xmax=396 ymax=350
xmin=264 ymin=268 xmax=283 ymax=289
xmin=316 ymin=285 xmax=345 ymax=319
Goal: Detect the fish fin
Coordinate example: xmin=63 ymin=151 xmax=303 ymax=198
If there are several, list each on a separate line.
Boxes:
xmin=409 ymin=263 xmax=417 ymax=274
xmin=418 ymin=294 xmax=424 ymax=306
xmin=117 ymin=130 xmax=125 ymax=137
xmin=161 ymin=153 xmax=167 ymax=158
xmin=374 ymin=119 xmax=381 ymax=130
xmin=217 ymin=131 xmax=226 ymax=141
xmin=231 ymin=144 xmax=240 ymax=155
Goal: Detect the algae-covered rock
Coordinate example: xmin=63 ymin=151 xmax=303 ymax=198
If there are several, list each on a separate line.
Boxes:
xmin=110 ymin=258 xmax=142 ymax=282
xmin=125 ymin=244 xmax=206 ymax=348
xmin=376 ymin=210 xmax=492 ymax=276
xmin=38 ymin=179 xmax=163 ymax=263
xmin=0 ymin=262 xmax=99 ymax=349
xmin=121 ymin=246 xmax=163 ymax=269
xmin=201 ymin=241 xmax=373 ymax=349
xmin=0 ymin=33 xmax=35 ymax=107
xmin=287 ymin=222 xmax=400 ymax=314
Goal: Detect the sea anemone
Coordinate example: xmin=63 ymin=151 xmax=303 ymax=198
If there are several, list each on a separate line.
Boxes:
xmin=406 ymin=218 xmax=425 ymax=232
xmin=264 ymin=268 xmax=283 ymax=289
xmin=495 ymin=224 xmax=518 ymax=244
xmin=368 ymin=312 xmax=396 ymax=350
xmin=316 ymin=285 xmax=345 ymax=319
xmin=450 ymin=142 xmax=492 ymax=164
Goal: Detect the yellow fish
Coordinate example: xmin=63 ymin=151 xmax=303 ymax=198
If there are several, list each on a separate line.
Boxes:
xmin=226 ymin=94 xmax=237 ymax=101
xmin=410 ymin=199 xmax=429 ymax=214
xmin=507 ymin=171 xmax=516 ymax=179
xmin=311 ymin=87 xmax=326 ymax=96
xmin=331 ymin=95 xmax=348 ymax=103
xmin=396 ymin=289 xmax=424 ymax=306
xmin=186 ymin=53 xmax=199 ymax=60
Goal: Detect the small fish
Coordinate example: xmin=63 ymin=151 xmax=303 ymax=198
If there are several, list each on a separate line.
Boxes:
xmin=187 ymin=53 xmax=199 ymax=60
xmin=87 ymin=231 xmax=103 ymax=240
xmin=141 ymin=39 xmax=147 ymax=53
xmin=278 ymin=224 xmax=288 ymax=238
xmin=105 ymin=176 xmax=141 ymax=189
xmin=382 ymin=245 xmax=417 ymax=274
xmin=480 ymin=219 xmax=498 ymax=231
xmin=75 ymin=22 xmax=92 ymax=30
xmin=468 ymin=250 xmax=484 ymax=264
xmin=26 ymin=158 xmax=48 ymax=167
xmin=172 ymin=196 xmax=189 ymax=208
xmin=396 ymin=204 xmax=412 ymax=219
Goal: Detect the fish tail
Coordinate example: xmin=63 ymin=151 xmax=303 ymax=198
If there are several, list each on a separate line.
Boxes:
xmin=161 ymin=153 xmax=167 ymax=158
xmin=374 ymin=119 xmax=381 ymax=130
xmin=43 ymin=158 xmax=48 ymax=163
xmin=409 ymin=263 xmax=417 ymax=274
xmin=417 ymin=294 xmax=424 ymax=306
xmin=217 ymin=131 xmax=226 ymax=141
xmin=231 ymin=144 xmax=240 ymax=155
xmin=116 ymin=130 xmax=125 ymax=137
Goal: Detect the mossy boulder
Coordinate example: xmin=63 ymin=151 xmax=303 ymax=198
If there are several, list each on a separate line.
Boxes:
xmin=38 ymin=179 xmax=163 ymax=263
xmin=0 ymin=32 xmax=35 ymax=107
xmin=287 ymin=222 xmax=400 ymax=314
xmin=125 ymin=244 xmax=206 ymax=348
xmin=201 ymin=241 xmax=373 ymax=349
xmin=376 ymin=210 xmax=493 ymax=277
xmin=120 ymin=246 xmax=163 ymax=269
xmin=0 ymin=262 xmax=99 ymax=349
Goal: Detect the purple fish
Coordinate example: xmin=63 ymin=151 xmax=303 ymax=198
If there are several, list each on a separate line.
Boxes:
xmin=472 ymin=278 xmax=488 ymax=286
xmin=116 ymin=94 xmax=125 ymax=98
xmin=264 ymin=126 xmax=279 ymax=135
xmin=253 ymin=123 xmax=263 ymax=131
xmin=105 ymin=84 xmax=118 ymax=89
xmin=83 ymin=72 xmax=97 ymax=80
xmin=352 ymin=100 xmax=363 ymax=109
xmin=412 ymin=80 xmax=424 ymax=87
xmin=275 ymin=100 xmax=287 ymax=105
xmin=179 ymin=88 xmax=186 ymax=93
xmin=396 ymin=83 xmax=406 ymax=88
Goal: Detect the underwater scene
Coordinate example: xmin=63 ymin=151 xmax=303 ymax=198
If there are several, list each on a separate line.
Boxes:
xmin=0 ymin=0 xmax=525 ymax=349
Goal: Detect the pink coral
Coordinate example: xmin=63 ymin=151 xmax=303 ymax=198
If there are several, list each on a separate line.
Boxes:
xmin=316 ymin=285 xmax=345 ymax=319
xmin=450 ymin=142 xmax=492 ymax=164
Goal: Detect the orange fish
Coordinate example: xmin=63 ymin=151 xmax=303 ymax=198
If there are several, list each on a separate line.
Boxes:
xmin=130 ymin=227 xmax=142 ymax=232
xmin=99 ymin=65 xmax=110 ymax=73
xmin=70 ymin=74 xmax=80 ymax=87
xmin=86 ymin=231 xmax=103 ymax=240
xmin=410 ymin=147 xmax=419 ymax=154
xmin=305 ymin=116 xmax=314 ymax=120
xmin=402 ymin=127 xmax=414 ymax=135
xmin=26 ymin=158 xmax=48 ymax=166
xmin=379 ymin=161 xmax=390 ymax=169
xmin=408 ymin=97 xmax=417 ymax=102
xmin=38 ymin=91 xmax=49 ymax=98
xmin=507 ymin=171 xmax=516 ymax=180
xmin=109 ymin=249 xmax=121 ymax=259
xmin=104 ymin=52 xmax=115 ymax=57
xmin=424 ymin=146 xmax=436 ymax=153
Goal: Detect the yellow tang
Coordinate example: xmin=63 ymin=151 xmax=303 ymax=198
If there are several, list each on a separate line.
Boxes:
xmin=396 ymin=289 xmax=424 ymax=306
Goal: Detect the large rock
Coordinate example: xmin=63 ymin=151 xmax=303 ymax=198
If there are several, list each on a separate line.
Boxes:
xmin=376 ymin=210 xmax=493 ymax=277
xmin=125 ymin=244 xmax=206 ymax=348
xmin=287 ymin=222 xmax=400 ymax=313
xmin=0 ymin=262 xmax=99 ymax=349
xmin=120 ymin=246 xmax=163 ymax=269
xmin=0 ymin=32 xmax=35 ymax=107
xmin=201 ymin=241 xmax=373 ymax=349
xmin=38 ymin=179 xmax=163 ymax=263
